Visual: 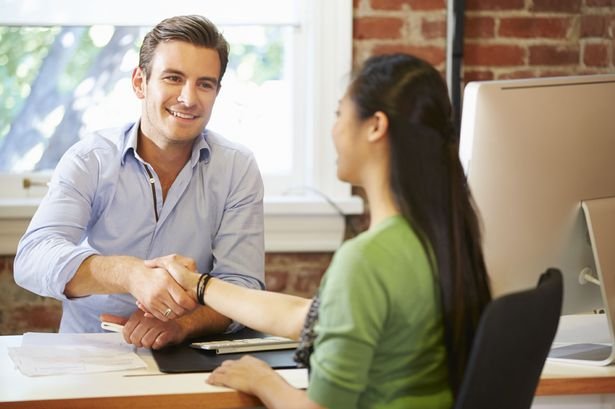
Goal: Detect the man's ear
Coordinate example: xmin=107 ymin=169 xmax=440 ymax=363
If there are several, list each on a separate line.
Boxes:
xmin=367 ymin=111 xmax=389 ymax=143
xmin=132 ymin=67 xmax=146 ymax=99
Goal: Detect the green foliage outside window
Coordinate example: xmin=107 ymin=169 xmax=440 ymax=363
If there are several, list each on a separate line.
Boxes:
xmin=0 ymin=25 xmax=284 ymax=172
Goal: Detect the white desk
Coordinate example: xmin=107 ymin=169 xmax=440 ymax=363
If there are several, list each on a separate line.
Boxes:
xmin=3 ymin=333 xmax=615 ymax=409
xmin=0 ymin=335 xmax=308 ymax=408
xmin=532 ymin=314 xmax=615 ymax=408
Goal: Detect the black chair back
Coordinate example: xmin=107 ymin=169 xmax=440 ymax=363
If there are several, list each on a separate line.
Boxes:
xmin=454 ymin=268 xmax=563 ymax=409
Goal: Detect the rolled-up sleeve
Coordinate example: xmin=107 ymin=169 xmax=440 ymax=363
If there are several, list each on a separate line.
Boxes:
xmin=14 ymin=145 xmax=100 ymax=301
xmin=211 ymin=150 xmax=265 ymax=291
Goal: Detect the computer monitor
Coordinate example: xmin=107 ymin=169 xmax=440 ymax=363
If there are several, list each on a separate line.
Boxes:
xmin=459 ymin=74 xmax=615 ymax=365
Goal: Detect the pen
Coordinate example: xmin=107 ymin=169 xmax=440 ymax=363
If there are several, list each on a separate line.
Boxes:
xmin=101 ymin=321 xmax=125 ymax=333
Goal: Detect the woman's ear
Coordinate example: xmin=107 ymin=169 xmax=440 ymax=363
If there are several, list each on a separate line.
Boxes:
xmin=367 ymin=111 xmax=389 ymax=143
xmin=132 ymin=67 xmax=146 ymax=99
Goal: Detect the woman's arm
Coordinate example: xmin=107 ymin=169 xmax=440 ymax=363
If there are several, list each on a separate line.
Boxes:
xmin=207 ymin=355 xmax=325 ymax=409
xmin=145 ymin=255 xmax=311 ymax=339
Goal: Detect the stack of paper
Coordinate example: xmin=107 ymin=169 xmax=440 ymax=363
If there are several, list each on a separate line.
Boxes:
xmin=8 ymin=332 xmax=146 ymax=376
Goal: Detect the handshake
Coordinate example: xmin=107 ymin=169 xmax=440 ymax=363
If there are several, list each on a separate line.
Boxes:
xmin=100 ymin=254 xmax=220 ymax=350
xmin=131 ymin=254 xmax=207 ymax=322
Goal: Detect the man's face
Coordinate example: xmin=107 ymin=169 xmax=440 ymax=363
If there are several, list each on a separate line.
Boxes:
xmin=132 ymin=40 xmax=221 ymax=147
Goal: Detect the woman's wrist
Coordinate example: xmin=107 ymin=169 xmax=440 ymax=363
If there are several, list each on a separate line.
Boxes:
xmin=196 ymin=273 xmax=213 ymax=305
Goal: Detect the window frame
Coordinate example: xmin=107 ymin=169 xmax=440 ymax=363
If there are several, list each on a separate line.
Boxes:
xmin=0 ymin=0 xmax=362 ymax=254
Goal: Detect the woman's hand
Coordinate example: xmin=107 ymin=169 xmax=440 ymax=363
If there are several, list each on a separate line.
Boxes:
xmin=144 ymin=254 xmax=201 ymax=298
xmin=207 ymin=356 xmax=325 ymax=409
xmin=207 ymin=355 xmax=278 ymax=395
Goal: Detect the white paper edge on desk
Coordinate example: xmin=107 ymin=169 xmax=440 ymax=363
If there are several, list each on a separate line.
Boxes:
xmin=8 ymin=332 xmax=146 ymax=376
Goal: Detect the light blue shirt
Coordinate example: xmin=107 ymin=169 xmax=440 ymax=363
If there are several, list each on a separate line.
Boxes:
xmin=14 ymin=122 xmax=265 ymax=333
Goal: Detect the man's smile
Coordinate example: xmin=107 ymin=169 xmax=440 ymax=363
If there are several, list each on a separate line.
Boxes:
xmin=167 ymin=109 xmax=199 ymax=120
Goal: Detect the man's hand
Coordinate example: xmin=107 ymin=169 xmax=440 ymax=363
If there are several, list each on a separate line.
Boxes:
xmin=100 ymin=310 xmax=187 ymax=349
xmin=144 ymin=254 xmax=201 ymax=295
xmin=66 ymin=254 xmax=198 ymax=322
xmin=128 ymin=257 xmax=199 ymax=321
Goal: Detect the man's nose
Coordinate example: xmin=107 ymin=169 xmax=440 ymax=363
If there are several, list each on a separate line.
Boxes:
xmin=177 ymin=85 xmax=197 ymax=107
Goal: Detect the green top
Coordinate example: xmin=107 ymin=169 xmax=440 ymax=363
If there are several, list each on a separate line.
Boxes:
xmin=307 ymin=216 xmax=452 ymax=409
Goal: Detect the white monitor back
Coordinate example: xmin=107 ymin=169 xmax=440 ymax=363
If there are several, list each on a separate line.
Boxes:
xmin=459 ymin=74 xmax=615 ymax=315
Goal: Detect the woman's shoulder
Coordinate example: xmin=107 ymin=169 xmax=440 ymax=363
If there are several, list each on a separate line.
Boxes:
xmin=330 ymin=216 xmax=426 ymax=278
xmin=342 ymin=215 xmax=419 ymax=254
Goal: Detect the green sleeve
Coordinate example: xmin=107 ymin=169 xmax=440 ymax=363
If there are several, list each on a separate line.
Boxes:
xmin=307 ymin=242 xmax=387 ymax=409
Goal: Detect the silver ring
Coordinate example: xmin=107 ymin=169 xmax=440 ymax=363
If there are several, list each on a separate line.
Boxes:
xmin=163 ymin=308 xmax=172 ymax=318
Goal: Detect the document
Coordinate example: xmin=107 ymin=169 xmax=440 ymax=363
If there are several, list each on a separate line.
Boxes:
xmin=8 ymin=332 xmax=146 ymax=376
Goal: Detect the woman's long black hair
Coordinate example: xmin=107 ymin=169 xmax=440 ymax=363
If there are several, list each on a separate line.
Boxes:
xmin=348 ymin=53 xmax=492 ymax=395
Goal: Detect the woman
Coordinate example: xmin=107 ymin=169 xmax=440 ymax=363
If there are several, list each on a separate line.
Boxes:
xmin=144 ymin=53 xmax=491 ymax=408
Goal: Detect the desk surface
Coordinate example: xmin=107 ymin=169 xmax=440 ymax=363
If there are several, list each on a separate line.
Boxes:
xmin=3 ymin=334 xmax=615 ymax=407
xmin=0 ymin=335 xmax=308 ymax=409
xmin=536 ymin=313 xmax=615 ymax=396
xmin=538 ymin=360 xmax=615 ymax=396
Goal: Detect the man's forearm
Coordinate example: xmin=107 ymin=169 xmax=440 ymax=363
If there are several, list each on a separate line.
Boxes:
xmin=64 ymin=255 xmax=136 ymax=298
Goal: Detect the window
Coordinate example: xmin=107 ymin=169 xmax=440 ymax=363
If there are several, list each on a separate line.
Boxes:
xmin=0 ymin=25 xmax=293 ymax=187
xmin=0 ymin=0 xmax=362 ymax=253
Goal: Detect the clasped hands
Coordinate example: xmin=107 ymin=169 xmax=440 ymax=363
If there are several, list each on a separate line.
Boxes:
xmin=137 ymin=254 xmax=203 ymax=319
xmin=101 ymin=254 xmax=202 ymax=349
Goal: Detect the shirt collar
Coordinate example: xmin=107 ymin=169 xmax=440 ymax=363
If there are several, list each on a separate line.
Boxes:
xmin=121 ymin=121 xmax=211 ymax=166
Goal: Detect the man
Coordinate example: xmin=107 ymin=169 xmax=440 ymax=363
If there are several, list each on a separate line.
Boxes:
xmin=14 ymin=15 xmax=265 ymax=349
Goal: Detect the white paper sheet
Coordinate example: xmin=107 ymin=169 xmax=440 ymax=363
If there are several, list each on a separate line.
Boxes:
xmin=8 ymin=332 xmax=146 ymax=376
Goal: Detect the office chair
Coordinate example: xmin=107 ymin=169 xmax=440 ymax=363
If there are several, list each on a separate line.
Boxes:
xmin=454 ymin=268 xmax=563 ymax=409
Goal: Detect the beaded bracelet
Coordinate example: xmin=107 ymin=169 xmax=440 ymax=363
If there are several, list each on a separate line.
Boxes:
xmin=196 ymin=273 xmax=212 ymax=305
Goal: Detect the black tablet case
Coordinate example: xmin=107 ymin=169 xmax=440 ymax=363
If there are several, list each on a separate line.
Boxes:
xmin=152 ymin=328 xmax=298 ymax=373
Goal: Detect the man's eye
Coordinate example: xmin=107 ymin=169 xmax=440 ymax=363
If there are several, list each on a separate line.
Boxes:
xmin=200 ymin=82 xmax=216 ymax=90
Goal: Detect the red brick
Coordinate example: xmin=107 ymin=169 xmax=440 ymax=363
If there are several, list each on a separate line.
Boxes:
xmin=372 ymin=44 xmax=446 ymax=66
xmin=581 ymin=15 xmax=610 ymax=38
xmin=354 ymin=17 xmax=404 ymax=40
xmin=539 ymin=69 xmax=577 ymax=77
xmin=584 ymin=43 xmax=610 ymax=67
xmin=586 ymin=0 xmax=615 ymax=5
xmin=464 ymin=44 xmax=525 ymax=66
xmin=408 ymin=0 xmax=446 ymax=10
xmin=529 ymin=45 xmax=579 ymax=65
xmin=466 ymin=0 xmax=524 ymax=11
xmin=370 ymin=0 xmax=445 ymax=10
xmin=498 ymin=70 xmax=539 ymax=79
xmin=530 ymin=0 xmax=581 ymax=12
xmin=10 ymin=305 xmax=62 ymax=332
xmin=463 ymin=70 xmax=495 ymax=83
xmin=265 ymin=252 xmax=332 ymax=268
xmin=264 ymin=270 xmax=289 ymax=292
xmin=370 ymin=0 xmax=410 ymax=9
xmin=499 ymin=17 xmax=571 ymax=38
xmin=292 ymin=268 xmax=324 ymax=297
xmin=421 ymin=17 xmax=446 ymax=40
xmin=0 ymin=256 xmax=14 ymax=273
xmin=465 ymin=17 xmax=496 ymax=39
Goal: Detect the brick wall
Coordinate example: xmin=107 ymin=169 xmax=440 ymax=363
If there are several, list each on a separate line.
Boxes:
xmin=354 ymin=0 xmax=448 ymax=69
xmin=354 ymin=0 xmax=615 ymax=81
xmin=0 ymin=252 xmax=336 ymax=335
xmin=464 ymin=0 xmax=615 ymax=80
xmin=1 ymin=0 xmax=614 ymax=335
